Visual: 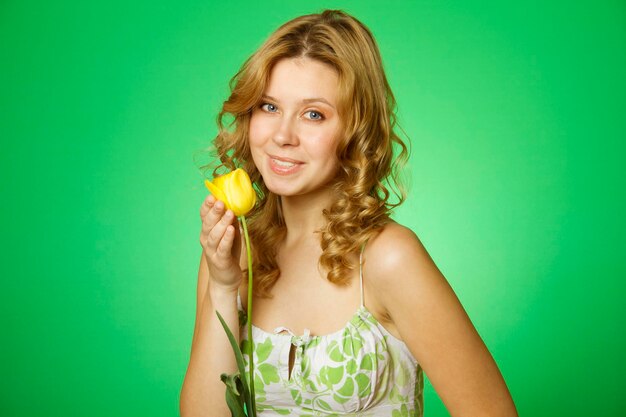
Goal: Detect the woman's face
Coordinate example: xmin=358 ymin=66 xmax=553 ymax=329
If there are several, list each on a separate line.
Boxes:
xmin=249 ymin=57 xmax=341 ymax=199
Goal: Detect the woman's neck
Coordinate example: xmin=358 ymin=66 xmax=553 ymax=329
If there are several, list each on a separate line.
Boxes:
xmin=279 ymin=187 xmax=335 ymax=244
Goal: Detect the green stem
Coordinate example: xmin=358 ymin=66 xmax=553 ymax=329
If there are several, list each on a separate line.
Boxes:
xmin=239 ymin=216 xmax=256 ymax=415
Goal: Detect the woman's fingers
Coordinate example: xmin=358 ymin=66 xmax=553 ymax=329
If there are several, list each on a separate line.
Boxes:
xmin=205 ymin=205 xmax=232 ymax=245
xmin=201 ymin=199 xmax=225 ymax=235
xmin=198 ymin=197 xmax=242 ymax=288
xmin=217 ymin=225 xmax=236 ymax=257
xmin=199 ymin=194 xmax=216 ymax=219
xmin=200 ymin=199 xmax=238 ymax=267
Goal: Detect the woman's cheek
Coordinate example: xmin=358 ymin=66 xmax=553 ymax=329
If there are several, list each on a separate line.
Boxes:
xmin=249 ymin=116 xmax=273 ymax=145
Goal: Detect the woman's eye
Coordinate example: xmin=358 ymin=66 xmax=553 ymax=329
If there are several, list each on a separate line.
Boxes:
xmin=261 ymin=103 xmax=278 ymax=112
xmin=304 ymin=110 xmax=324 ymax=120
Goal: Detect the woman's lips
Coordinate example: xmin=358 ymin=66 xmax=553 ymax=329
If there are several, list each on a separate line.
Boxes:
xmin=268 ymin=155 xmax=303 ymax=175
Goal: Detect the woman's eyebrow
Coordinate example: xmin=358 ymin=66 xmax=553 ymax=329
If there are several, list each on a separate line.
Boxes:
xmin=302 ymin=97 xmax=335 ymax=108
xmin=261 ymin=94 xmax=335 ymax=109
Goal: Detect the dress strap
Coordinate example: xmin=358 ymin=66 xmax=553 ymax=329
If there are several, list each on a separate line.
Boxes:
xmin=359 ymin=242 xmax=367 ymax=308
xmin=237 ymin=289 xmax=243 ymax=311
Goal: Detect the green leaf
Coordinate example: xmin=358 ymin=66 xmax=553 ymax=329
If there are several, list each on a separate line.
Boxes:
xmin=333 ymin=393 xmax=350 ymax=404
xmin=220 ymin=373 xmax=242 ymax=396
xmin=257 ymin=363 xmax=280 ymax=384
xmin=316 ymin=399 xmax=332 ymax=411
xmin=356 ymin=372 xmax=371 ymax=397
xmin=346 ymin=359 xmax=357 ymax=374
xmin=389 ymin=385 xmax=404 ymax=403
xmin=392 ymin=404 xmax=410 ymax=417
xmin=254 ymin=374 xmax=266 ymax=395
xmin=360 ymin=353 xmax=373 ymax=370
xmin=307 ymin=337 xmax=322 ymax=349
xmin=319 ymin=366 xmax=330 ymax=387
xmin=305 ymin=379 xmax=317 ymax=391
xmin=222 ymin=373 xmax=246 ymax=417
xmin=290 ymin=389 xmax=302 ymax=404
xmin=255 ymin=338 xmax=274 ymax=363
xmin=337 ymin=377 xmax=354 ymax=396
xmin=342 ymin=333 xmax=354 ymax=356
xmin=352 ymin=335 xmax=363 ymax=353
xmin=216 ymin=310 xmax=256 ymax=417
xmin=301 ymin=355 xmax=311 ymax=379
xmin=327 ymin=365 xmax=344 ymax=385
xmin=327 ymin=341 xmax=344 ymax=362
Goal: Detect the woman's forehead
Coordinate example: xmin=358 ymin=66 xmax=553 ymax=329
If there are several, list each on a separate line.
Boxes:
xmin=264 ymin=58 xmax=339 ymax=105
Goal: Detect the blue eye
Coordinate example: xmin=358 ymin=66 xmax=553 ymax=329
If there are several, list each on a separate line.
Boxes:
xmin=261 ymin=103 xmax=278 ymax=112
xmin=305 ymin=110 xmax=324 ymax=120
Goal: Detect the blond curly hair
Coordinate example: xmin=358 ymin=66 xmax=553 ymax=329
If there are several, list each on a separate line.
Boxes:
xmin=209 ymin=9 xmax=408 ymax=297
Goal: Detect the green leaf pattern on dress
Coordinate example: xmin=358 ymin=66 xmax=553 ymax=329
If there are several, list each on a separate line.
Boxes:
xmin=239 ymin=306 xmax=424 ymax=416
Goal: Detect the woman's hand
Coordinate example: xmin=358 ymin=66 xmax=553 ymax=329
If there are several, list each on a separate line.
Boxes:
xmin=199 ymin=194 xmax=243 ymax=293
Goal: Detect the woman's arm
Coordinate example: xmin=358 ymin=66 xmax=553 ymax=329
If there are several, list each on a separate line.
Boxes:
xmin=180 ymin=197 xmax=244 ymax=417
xmin=366 ymin=224 xmax=518 ymax=417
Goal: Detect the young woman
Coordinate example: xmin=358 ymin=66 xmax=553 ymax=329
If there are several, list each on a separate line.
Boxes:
xmin=181 ymin=10 xmax=517 ymax=417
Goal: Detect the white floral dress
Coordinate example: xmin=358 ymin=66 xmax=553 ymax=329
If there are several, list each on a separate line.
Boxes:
xmin=237 ymin=248 xmax=424 ymax=416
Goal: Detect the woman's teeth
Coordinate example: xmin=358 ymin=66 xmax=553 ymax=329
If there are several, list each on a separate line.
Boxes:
xmin=272 ymin=158 xmax=296 ymax=167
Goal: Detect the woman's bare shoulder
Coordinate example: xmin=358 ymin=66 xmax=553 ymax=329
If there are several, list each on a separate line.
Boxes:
xmin=365 ymin=222 xmax=429 ymax=279
xmin=363 ymin=221 xmax=446 ymax=311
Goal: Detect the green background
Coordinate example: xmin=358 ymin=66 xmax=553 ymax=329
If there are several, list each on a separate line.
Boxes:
xmin=1 ymin=0 xmax=624 ymax=416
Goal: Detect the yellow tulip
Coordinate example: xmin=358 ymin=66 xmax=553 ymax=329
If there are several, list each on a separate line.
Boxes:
xmin=204 ymin=168 xmax=256 ymax=217
xmin=205 ymin=168 xmax=257 ymax=413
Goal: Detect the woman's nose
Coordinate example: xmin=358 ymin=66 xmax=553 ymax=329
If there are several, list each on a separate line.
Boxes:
xmin=272 ymin=116 xmax=299 ymax=146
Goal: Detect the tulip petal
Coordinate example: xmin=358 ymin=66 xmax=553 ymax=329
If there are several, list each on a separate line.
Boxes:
xmin=205 ymin=169 xmax=255 ymax=217
xmin=220 ymin=172 xmax=238 ymax=214
xmin=232 ymin=169 xmax=256 ymax=214
xmin=213 ymin=174 xmax=228 ymax=190
xmin=205 ymin=179 xmax=229 ymax=209
xmin=233 ymin=169 xmax=254 ymax=196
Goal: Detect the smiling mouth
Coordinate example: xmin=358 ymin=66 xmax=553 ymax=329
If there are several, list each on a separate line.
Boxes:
xmin=268 ymin=155 xmax=303 ymax=174
xmin=271 ymin=158 xmax=297 ymax=168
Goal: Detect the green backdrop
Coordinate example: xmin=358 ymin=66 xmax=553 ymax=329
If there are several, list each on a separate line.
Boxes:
xmin=2 ymin=1 xmax=624 ymax=416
